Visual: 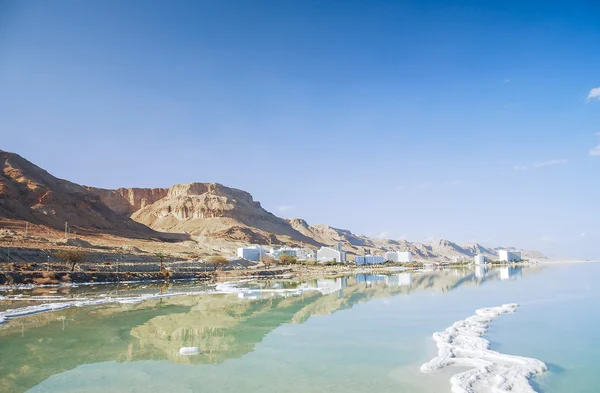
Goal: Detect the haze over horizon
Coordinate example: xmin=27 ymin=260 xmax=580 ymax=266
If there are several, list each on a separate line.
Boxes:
xmin=1 ymin=1 xmax=599 ymax=259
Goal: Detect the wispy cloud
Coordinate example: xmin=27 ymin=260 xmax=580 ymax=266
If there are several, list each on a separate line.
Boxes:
xmin=590 ymin=133 xmax=600 ymax=156
xmin=580 ymin=232 xmax=587 ymax=238
xmin=446 ymin=180 xmax=463 ymax=186
xmin=590 ymin=146 xmax=600 ymax=156
xmin=277 ymin=205 xmax=295 ymax=212
xmin=514 ymin=159 xmax=568 ymax=171
xmin=587 ymin=87 xmax=600 ymax=101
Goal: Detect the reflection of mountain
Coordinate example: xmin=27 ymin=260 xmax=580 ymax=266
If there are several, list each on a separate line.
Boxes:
xmin=0 ymin=267 xmax=541 ymax=392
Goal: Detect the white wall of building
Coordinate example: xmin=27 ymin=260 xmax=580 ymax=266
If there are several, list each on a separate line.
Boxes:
xmin=498 ymin=250 xmax=521 ymax=262
xmin=474 ymin=254 xmax=487 ymax=265
xmin=384 ymin=251 xmax=412 ymax=262
xmin=355 ymin=255 xmax=385 ymax=265
xmin=317 ymin=247 xmax=346 ymax=263
xmin=237 ymin=246 xmax=263 ymax=261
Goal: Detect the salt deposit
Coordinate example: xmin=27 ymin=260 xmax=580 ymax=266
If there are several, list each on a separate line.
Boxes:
xmin=179 ymin=347 xmax=201 ymax=356
xmin=0 ymin=281 xmax=326 ymax=325
xmin=421 ymin=304 xmax=547 ymax=393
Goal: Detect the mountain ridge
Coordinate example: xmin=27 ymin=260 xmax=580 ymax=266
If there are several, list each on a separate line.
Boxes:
xmin=0 ymin=149 xmax=545 ymax=261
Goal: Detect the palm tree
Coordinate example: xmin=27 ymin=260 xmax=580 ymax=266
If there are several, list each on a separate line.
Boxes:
xmin=155 ymin=252 xmax=168 ymax=271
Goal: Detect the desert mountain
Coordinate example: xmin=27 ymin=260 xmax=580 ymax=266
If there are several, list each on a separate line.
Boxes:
xmin=90 ymin=182 xmax=320 ymax=247
xmin=1 ymin=149 xmax=545 ymax=261
xmin=85 ymin=187 xmax=169 ymax=215
xmin=0 ymin=150 xmax=153 ymax=235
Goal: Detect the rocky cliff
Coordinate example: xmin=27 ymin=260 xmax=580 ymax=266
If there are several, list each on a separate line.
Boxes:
xmin=129 ymin=182 xmax=319 ymax=245
xmin=0 ymin=149 xmax=546 ymax=261
xmin=0 ymin=150 xmax=154 ymax=235
xmin=86 ymin=187 xmax=169 ymax=215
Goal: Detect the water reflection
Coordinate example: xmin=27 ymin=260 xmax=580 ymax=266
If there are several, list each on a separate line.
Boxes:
xmin=0 ymin=266 xmax=542 ymax=393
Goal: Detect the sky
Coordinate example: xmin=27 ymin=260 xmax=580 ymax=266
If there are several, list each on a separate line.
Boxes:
xmin=1 ymin=0 xmax=599 ymax=259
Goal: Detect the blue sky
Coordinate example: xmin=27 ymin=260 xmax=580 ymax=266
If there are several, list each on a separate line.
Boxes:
xmin=1 ymin=0 xmax=599 ymax=259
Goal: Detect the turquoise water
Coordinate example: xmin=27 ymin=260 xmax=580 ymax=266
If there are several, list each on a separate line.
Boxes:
xmin=0 ymin=263 xmax=598 ymax=393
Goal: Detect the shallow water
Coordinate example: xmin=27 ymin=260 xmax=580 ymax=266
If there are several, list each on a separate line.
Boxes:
xmin=0 ymin=263 xmax=597 ymax=393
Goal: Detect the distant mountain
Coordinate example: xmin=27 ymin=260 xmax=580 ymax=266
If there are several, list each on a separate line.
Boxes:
xmin=0 ymin=150 xmax=153 ymax=235
xmin=1 ymin=149 xmax=546 ymax=261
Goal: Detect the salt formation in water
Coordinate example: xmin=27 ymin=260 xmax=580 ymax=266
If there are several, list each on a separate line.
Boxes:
xmin=0 ymin=281 xmax=328 ymax=325
xmin=421 ymin=303 xmax=547 ymax=393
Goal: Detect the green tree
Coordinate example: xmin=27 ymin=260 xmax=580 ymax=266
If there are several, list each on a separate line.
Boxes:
xmin=55 ymin=249 xmax=88 ymax=272
xmin=155 ymin=252 xmax=168 ymax=271
xmin=278 ymin=254 xmax=297 ymax=265
xmin=209 ymin=255 xmax=229 ymax=274
xmin=262 ymin=255 xmax=275 ymax=268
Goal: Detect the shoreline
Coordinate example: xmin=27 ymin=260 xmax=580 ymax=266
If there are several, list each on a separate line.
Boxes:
xmin=0 ymin=262 xmax=538 ymax=290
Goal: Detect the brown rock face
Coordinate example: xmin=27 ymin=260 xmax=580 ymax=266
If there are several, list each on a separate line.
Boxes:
xmin=0 ymin=150 xmax=153 ymax=234
xmin=86 ymin=187 xmax=168 ymax=215
xmin=130 ymin=182 xmax=319 ymax=245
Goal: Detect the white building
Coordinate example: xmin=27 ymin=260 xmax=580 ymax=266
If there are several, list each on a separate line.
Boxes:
xmin=355 ymin=255 xmax=385 ymax=265
xmin=474 ymin=254 xmax=487 ymax=265
xmin=237 ymin=246 xmax=267 ymax=261
xmin=498 ymin=249 xmax=521 ymax=262
xmin=384 ymin=251 xmax=413 ymax=263
xmin=451 ymin=255 xmax=467 ymax=263
xmin=317 ymin=245 xmax=347 ymax=263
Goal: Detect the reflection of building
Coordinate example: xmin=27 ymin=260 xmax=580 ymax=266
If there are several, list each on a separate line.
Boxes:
xmin=384 ymin=251 xmax=413 ymax=262
xmin=498 ymin=250 xmax=521 ymax=262
xmin=355 ymin=255 xmax=385 ymax=265
xmin=316 ymin=277 xmax=347 ymax=294
xmin=474 ymin=254 xmax=487 ymax=265
xmin=237 ymin=246 xmax=266 ymax=261
xmin=386 ymin=273 xmax=412 ymax=286
xmin=475 ymin=265 xmax=486 ymax=278
xmin=317 ymin=243 xmax=346 ymax=263
xmin=500 ymin=266 xmax=523 ymax=280
xmin=356 ymin=274 xmax=387 ymax=284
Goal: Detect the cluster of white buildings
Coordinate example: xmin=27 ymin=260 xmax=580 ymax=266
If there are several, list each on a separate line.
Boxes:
xmin=236 ymin=245 xmax=316 ymax=262
xmin=355 ymin=251 xmax=413 ymax=265
xmin=237 ymin=244 xmax=523 ymax=266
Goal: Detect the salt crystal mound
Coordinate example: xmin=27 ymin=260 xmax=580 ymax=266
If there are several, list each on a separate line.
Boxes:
xmin=179 ymin=347 xmax=201 ymax=356
xmin=420 ymin=303 xmax=547 ymax=393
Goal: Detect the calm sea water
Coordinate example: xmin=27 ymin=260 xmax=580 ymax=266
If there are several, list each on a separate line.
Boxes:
xmin=0 ymin=263 xmax=598 ymax=393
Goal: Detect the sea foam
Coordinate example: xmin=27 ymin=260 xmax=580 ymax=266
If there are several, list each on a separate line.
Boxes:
xmin=420 ymin=304 xmax=547 ymax=393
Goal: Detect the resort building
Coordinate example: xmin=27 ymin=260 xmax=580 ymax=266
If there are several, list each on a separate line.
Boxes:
xmin=451 ymin=255 xmax=468 ymax=263
xmin=384 ymin=251 xmax=413 ymax=262
xmin=237 ymin=246 xmax=267 ymax=261
xmin=317 ymin=244 xmax=347 ymax=263
xmin=498 ymin=250 xmax=521 ymax=262
xmin=474 ymin=254 xmax=487 ymax=265
xmin=355 ymin=255 xmax=385 ymax=265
